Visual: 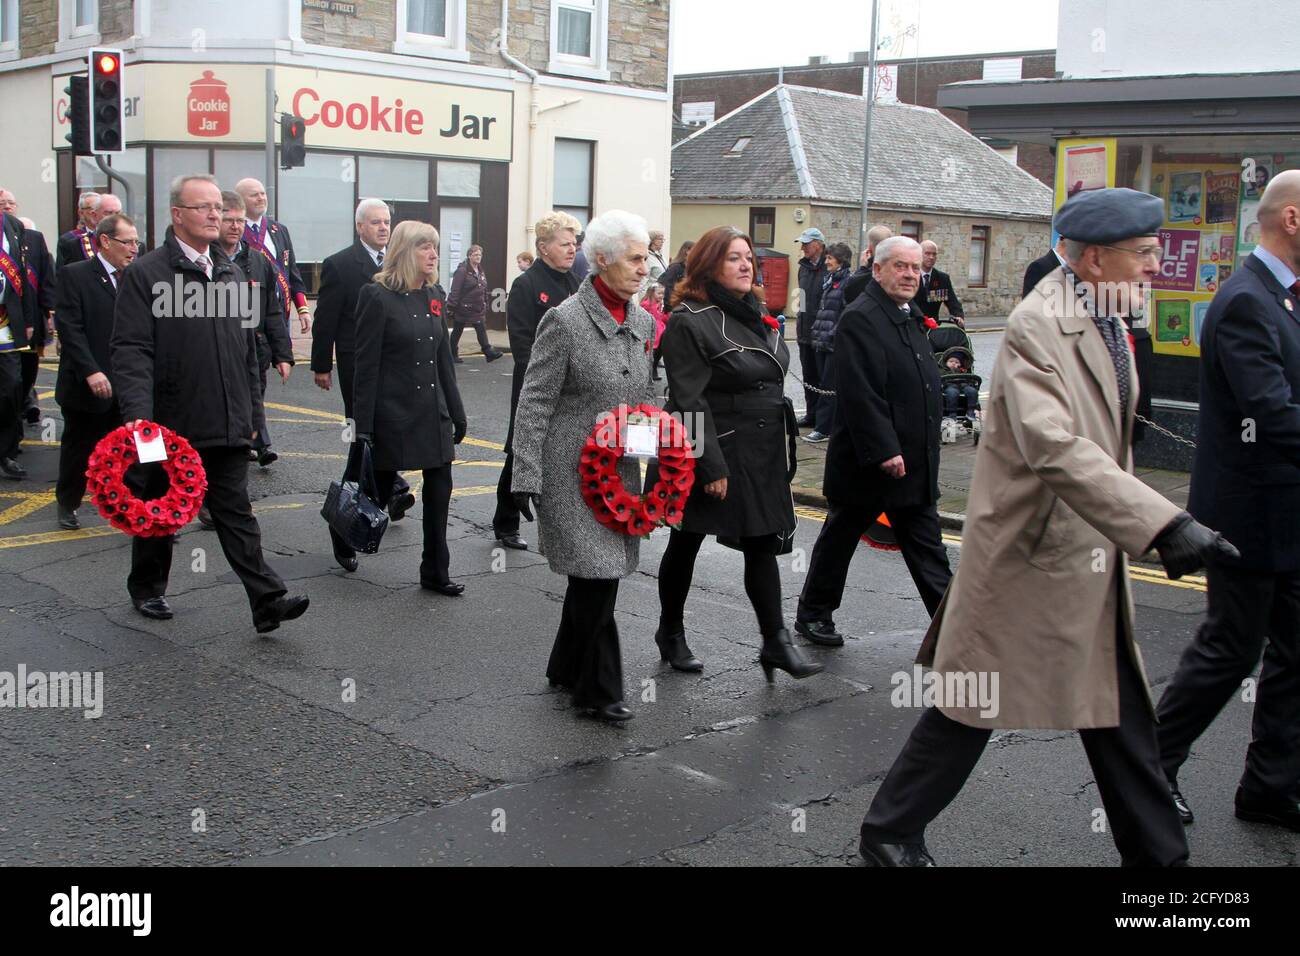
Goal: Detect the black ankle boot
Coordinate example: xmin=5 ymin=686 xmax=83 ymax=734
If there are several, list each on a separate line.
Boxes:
xmin=655 ymin=625 xmax=703 ymax=672
xmin=759 ymin=628 xmax=824 ymax=682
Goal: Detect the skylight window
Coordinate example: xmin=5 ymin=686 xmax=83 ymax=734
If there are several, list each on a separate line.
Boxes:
xmin=726 ymin=136 xmax=752 ymax=156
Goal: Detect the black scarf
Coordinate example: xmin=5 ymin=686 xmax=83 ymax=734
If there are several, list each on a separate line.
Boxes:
xmin=706 ymin=281 xmax=766 ymax=333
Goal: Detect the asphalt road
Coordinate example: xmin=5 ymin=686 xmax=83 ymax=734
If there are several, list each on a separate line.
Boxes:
xmin=0 ymin=348 xmax=1293 ymax=867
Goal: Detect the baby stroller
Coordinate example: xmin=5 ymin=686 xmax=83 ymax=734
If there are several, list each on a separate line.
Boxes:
xmin=927 ymin=320 xmax=982 ymax=445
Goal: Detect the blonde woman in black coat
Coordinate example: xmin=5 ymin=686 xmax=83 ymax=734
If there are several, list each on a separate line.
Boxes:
xmin=337 ymin=221 xmax=467 ymax=593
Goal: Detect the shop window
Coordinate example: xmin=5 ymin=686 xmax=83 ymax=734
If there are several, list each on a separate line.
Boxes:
xmin=360 ymin=156 xmax=431 ymax=232
xmin=107 ymin=148 xmax=146 ymax=243
xmin=213 ymin=150 xmax=265 ymax=196
xmin=968 ymin=225 xmax=990 ymax=287
xmin=150 ymin=147 xmax=207 ymax=247
xmin=0 ymin=0 xmax=19 ymax=61
xmin=56 ymin=0 xmax=98 ymax=51
xmin=900 ymin=220 xmax=922 ymax=242
xmin=549 ymin=0 xmax=610 ymax=82
xmin=277 ymin=152 xmax=354 ymax=264
xmin=554 ymin=138 xmax=593 ymax=228
xmin=436 ymin=161 xmax=480 ymax=198
xmin=394 ymin=0 xmax=469 ymax=62
xmin=749 ymin=207 xmax=775 ymax=247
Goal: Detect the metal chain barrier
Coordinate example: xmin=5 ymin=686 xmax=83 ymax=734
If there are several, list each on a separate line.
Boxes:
xmin=787 ymin=367 xmax=837 ymax=397
xmin=1136 ymin=414 xmax=1197 ymax=449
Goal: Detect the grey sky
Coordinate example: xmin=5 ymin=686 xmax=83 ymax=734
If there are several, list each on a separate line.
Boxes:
xmin=672 ymin=0 xmax=1059 ymax=74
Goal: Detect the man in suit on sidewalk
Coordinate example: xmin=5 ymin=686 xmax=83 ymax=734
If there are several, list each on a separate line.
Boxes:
xmin=1157 ymin=169 xmax=1300 ymax=833
xmin=57 ymin=193 xmax=120 ymax=270
xmin=911 ymin=240 xmax=964 ymax=326
xmin=310 ymin=198 xmax=411 ymax=521
xmin=53 ymin=212 xmax=137 ymax=529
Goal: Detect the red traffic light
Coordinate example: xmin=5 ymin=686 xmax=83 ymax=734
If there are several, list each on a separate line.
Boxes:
xmin=96 ymin=53 xmax=119 ymax=75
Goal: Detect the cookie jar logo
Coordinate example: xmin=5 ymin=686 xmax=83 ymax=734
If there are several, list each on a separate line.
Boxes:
xmin=188 ymin=71 xmax=231 ymax=137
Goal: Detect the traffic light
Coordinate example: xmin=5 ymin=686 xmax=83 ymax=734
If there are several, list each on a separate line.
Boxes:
xmin=89 ymin=48 xmax=124 ymax=154
xmin=63 ymin=75 xmax=91 ymax=157
xmin=280 ymin=114 xmax=306 ymax=169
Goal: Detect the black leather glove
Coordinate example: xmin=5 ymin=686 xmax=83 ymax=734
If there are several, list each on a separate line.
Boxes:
xmin=1152 ymin=511 xmax=1240 ymax=580
xmin=454 ymin=421 xmax=466 ymax=444
xmin=512 ymin=492 xmax=536 ymax=522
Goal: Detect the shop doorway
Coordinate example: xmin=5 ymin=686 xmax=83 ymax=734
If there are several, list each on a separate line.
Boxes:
xmin=439 ymin=205 xmax=475 ymax=287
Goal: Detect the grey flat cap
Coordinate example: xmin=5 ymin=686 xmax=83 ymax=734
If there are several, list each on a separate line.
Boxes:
xmin=1054 ymin=187 xmax=1165 ymax=243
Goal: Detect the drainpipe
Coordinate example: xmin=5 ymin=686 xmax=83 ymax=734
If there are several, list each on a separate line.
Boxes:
xmin=497 ymin=3 xmax=541 ymax=249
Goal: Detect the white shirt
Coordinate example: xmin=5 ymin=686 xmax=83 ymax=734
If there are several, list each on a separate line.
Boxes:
xmin=250 ymin=216 xmax=277 ymax=258
xmin=96 ymin=251 xmax=118 ymax=289
xmin=360 ymin=240 xmax=384 ymax=268
xmin=175 ymin=236 xmax=212 ymax=278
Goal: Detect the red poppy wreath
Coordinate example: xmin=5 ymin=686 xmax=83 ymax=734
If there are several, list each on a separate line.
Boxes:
xmin=85 ymin=423 xmax=208 ymax=537
xmin=579 ymin=404 xmax=696 ymax=537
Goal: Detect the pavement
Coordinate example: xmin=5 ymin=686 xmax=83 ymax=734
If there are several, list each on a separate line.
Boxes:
xmin=0 ymin=320 xmax=1290 ymax=869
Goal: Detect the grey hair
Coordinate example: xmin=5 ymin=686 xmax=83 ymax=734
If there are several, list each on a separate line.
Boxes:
xmin=169 ymin=174 xmax=219 ymax=208
xmin=866 ymin=224 xmax=893 ymax=249
xmin=583 ymin=210 xmax=650 ymax=270
xmin=874 ymin=235 xmax=921 ymax=265
xmin=1061 ymin=238 xmax=1090 ymax=265
xmin=78 ymin=192 xmax=102 ymax=212
xmin=355 ymin=197 xmax=390 ymax=225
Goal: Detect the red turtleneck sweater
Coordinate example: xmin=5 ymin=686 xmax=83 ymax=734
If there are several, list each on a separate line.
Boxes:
xmin=593 ymin=275 xmax=626 ymax=324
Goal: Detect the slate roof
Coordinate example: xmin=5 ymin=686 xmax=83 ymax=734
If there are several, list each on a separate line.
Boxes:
xmin=671 ymin=84 xmax=1053 ymax=221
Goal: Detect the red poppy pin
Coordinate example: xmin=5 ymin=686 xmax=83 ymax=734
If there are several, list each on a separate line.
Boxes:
xmin=429 ymin=298 xmax=443 ymax=317
xmin=539 ymin=292 xmax=550 ymax=304
xmin=762 ymin=315 xmax=780 ymax=331
xmin=923 ymin=317 xmax=938 ymax=330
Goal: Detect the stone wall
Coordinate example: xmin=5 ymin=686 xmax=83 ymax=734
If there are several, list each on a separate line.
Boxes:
xmin=19 ymin=0 xmax=59 ymax=58
xmin=809 ymin=205 xmax=1051 ymax=317
xmin=100 ymin=0 xmax=134 ymax=42
xmin=301 ymin=0 xmax=397 ymax=54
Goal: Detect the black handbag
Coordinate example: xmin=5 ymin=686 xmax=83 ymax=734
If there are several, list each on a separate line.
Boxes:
xmin=320 ymin=441 xmax=389 ymax=554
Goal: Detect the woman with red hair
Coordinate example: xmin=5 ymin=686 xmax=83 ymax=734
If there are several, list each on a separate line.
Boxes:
xmin=651 ymin=226 xmax=822 ymax=682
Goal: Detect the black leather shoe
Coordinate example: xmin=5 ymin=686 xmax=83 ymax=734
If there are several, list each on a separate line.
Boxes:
xmin=655 ymin=626 xmax=703 ymax=672
xmin=585 ymin=702 xmax=634 ymax=723
xmin=330 ymin=532 xmax=358 ymax=573
xmin=388 ymin=491 xmax=416 ymax=522
xmin=796 ymin=618 xmax=845 ymax=647
xmin=421 ymin=580 xmax=465 ymax=596
xmin=0 ymin=457 xmax=27 ymax=480
xmin=24 ymin=405 xmax=41 ymax=425
xmin=1169 ymin=782 xmax=1193 ymax=825
xmin=1235 ymin=786 xmax=1300 ymax=832
xmin=132 ymin=596 xmax=174 ymax=620
xmin=255 ymin=595 xmax=310 ymax=634
xmin=257 ymin=448 xmax=278 ymax=467
xmin=485 ymin=350 xmax=504 ymax=363
xmin=496 ymin=532 xmax=528 ymax=551
xmin=859 ymin=836 xmax=936 ymax=867
xmin=759 ymin=628 xmax=824 ymax=681
xmin=57 ymin=506 xmax=81 ymax=530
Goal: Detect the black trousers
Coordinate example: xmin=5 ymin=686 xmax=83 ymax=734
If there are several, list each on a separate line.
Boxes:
xmin=252 ymin=365 xmax=272 ymax=452
xmin=658 ymin=529 xmax=785 ymax=637
xmin=56 ymin=405 xmax=120 ymax=510
xmin=127 ymin=446 xmax=287 ymax=618
xmin=337 ymin=351 xmax=356 ymax=424
xmin=797 ymin=339 xmax=821 ymax=423
xmin=548 ymin=577 xmax=625 ymax=709
xmin=0 ymin=353 xmax=23 ymax=458
xmin=861 ymin=630 xmax=1190 ymax=866
xmin=21 ymin=351 xmax=39 ymax=415
xmin=813 ymin=348 xmax=837 ymax=435
xmin=371 ymin=466 xmax=453 ymax=584
xmin=451 ymin=321 xmax=492 ymax=355
xmin=798 ymin=499 xmax=952 ymax=621
xmin=1157 ymin=564 xmax=1300 ymax=801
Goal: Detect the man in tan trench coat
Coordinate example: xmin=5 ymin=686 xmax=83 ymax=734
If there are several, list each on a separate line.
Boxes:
xmin=857 ymin=188 xmax=1238 ymax=867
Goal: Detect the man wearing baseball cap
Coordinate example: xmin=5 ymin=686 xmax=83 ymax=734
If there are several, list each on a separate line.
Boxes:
xmin=794 ymin=228 xmax=827 ymax=428
xmin=855 ymin=187 xmax=1238 ymax=867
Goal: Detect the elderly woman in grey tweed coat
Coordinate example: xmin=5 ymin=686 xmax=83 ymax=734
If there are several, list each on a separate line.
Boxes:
xmin=511 ymin=210 xmax=656 ymax=724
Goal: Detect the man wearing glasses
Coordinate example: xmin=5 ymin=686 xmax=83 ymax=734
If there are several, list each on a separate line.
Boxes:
xmin=110 ymin=174 xmax=309 ymax=635
xmin=52 ymin=212 xmax=138 ymax=528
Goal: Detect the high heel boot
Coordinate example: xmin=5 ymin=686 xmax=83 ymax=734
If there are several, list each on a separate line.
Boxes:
xmin=654 ymin=625 xmax=703 ymax=672
xmin=759 ymin=627 xmax=824 ymax=682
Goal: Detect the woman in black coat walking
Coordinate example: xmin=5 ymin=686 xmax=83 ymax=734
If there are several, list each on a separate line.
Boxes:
xmin=338 ymin=221 xmax=468 ymax=593
xmin=446 ymin=244 xmax=503 ymax=363
xmin=653 ymin=226 xmax=823 ymax=681
xmin=807 ymin=242 xmax=853 ymax=442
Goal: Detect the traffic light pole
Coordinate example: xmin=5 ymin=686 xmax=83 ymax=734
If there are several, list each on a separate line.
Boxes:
xmin=264 ymin=68 xmax=277 ymax=216
xmin=94 ymin=155 xmax=133 ymax=218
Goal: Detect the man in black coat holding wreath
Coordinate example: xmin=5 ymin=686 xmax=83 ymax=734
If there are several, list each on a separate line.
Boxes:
xmin=795 ymin=236 xmax=953 ymax=647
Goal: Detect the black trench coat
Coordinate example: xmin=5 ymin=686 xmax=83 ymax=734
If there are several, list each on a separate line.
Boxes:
xmin=352 ymin=282 xmax=466 ymax=472
xmin=656 ymin=298 xmax=796 ymax=538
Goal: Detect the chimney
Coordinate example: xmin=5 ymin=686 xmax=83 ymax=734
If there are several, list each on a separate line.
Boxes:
xmin=808 ymin=55 xmax=830 ymax=65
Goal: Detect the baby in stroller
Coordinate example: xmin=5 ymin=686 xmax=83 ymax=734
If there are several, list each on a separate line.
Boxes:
xmin=927 ymin=320 xmax=982 ymax=444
